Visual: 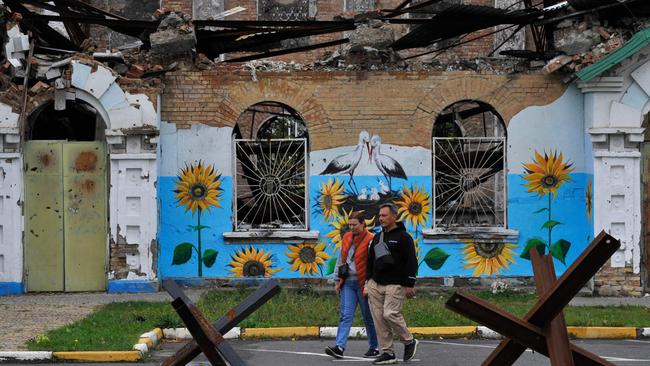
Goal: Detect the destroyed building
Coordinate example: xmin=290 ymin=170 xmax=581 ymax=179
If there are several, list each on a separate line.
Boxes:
xmin=0 ymin=0 xmax=648 ymax=296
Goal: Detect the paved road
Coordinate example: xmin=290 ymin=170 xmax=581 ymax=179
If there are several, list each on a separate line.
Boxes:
xmin=5 ymin=339 xmax=648 ymax=365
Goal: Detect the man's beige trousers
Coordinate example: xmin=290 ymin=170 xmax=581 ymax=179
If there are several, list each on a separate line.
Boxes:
xmin=367 ymin=279 xmax=414 ymax=354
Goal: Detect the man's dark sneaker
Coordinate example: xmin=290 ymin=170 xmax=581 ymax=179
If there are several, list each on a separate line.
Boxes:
xmin=363 ymin=348 xmax=380 ymax=358
xmin=373 ymin=352 xmax=397 ymax=365
xmin=325 ymin=345 xmax=344 ymax=359
xmin=403 ymin=338 xmax=419 ymax=362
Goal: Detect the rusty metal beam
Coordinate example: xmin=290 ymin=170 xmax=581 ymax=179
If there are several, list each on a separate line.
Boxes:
xmin=477 ymin=231 xmax=619 ymax=365
xmin=446 ymin=291 xmax=614 ymax=366
xmin=162 ymin=279 xmax=281 ymax=366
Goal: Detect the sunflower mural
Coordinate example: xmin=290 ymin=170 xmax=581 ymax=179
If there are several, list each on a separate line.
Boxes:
xmin=521 ymin=150 xmax=575 ymax=264
xmin=313 ymin=178 xmax=347 ymax=221
xmin=462 ymin=242 xmax=517 ymax=276
xmin=394 ymin=184 xmax=450 ymax=273
xmin=325 ymin=208 xmax=375 ymax=252
xmin=171 ymin=161 xmax=223 ymax=277
xmin=228 ymin=246 xmax=281 ymax=277
xmin=287 ymin=242 xmax=331 ymax=276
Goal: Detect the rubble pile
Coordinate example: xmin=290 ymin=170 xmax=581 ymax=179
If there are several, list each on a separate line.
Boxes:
xmin=544 ymin=18 xmax=635 ymax=74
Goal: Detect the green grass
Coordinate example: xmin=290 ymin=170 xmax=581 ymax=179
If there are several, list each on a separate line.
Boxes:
xmin=26 ymin=289 xmax=650 ymax=351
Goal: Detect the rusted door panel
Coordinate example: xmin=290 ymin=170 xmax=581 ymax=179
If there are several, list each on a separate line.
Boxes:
xmin=24 ymin=141 xmax=64 ymax=292
xmin=62 ymin=142 xmax=107 ymax=292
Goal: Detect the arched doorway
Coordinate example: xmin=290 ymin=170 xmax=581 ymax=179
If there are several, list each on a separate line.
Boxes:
xmin=24 ymin=100 xmax=107 ymax=292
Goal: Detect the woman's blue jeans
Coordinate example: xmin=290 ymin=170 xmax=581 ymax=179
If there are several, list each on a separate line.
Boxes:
xmin=336 ymin=278 xmax=378 ymax=350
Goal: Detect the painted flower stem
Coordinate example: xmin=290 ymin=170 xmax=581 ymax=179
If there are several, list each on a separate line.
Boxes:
xmin=544 ymin=193 xmax=553 ymax=254
xmin=197 ymin=211 xmax=202 ymax=277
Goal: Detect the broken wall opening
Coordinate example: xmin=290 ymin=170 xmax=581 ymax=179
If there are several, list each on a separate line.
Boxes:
xmin=27 ymin=99 xmax=105 ymax=141
xmin=233 ymin=101 xmax=309 ymax=231
xmin=433 ymin=100 xmax=507 ymax=229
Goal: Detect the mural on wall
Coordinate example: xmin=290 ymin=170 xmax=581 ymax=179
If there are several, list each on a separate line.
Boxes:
xmin=228 ymin=246 xmax=281 ymax=277
xmin=171 ymin=161 xmax=224 ymax=277
xmin=520 ymin=151 xmax=575 ymax=265
xmin=157 ymin=115 xmax=592 ymax=281
xmin=317 ymin=131 xmax=449 ymax=276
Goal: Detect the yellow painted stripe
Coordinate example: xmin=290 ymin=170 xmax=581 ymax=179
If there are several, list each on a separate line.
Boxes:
xmin=409 ymin=326 xmax=477 ymax=336
xmin=242 ymin=327 xmax=320 ymax=338
xmin=138 ymin=337 xmax=153 ymax=348
xmin=53 ymin=351 xmax=141 ymax=362
xmin=153 ymin=327 xmax=164 ymax=341
xmin=567 ymin=327 xmax=637 ymax=339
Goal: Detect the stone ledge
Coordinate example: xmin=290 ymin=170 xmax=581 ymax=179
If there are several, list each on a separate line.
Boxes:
xmin=223 ymin=230 xmax=320 ymax=243
xmin=422 ymin=228 xmax=519 ymax=243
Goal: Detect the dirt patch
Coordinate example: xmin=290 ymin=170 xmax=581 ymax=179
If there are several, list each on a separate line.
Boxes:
xmin=0 ymin=303 xmax=99 ymax=350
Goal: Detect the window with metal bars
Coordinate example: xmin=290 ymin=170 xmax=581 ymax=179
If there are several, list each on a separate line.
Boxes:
xmin=233 ymin=103 xmax=309 ymax=231
xmin=432 ymin=100 xmax=507 ymax=229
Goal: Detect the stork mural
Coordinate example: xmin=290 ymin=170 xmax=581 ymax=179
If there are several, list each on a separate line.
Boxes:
xmin=320 ymin=131 xmax=407 ymax=193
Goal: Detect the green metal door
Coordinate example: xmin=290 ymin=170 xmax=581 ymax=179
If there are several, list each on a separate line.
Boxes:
xmin=24 ymin=142 xmax=65 ymax=291
xmin=24 ymin=141 xmax=107 ymax=292
xmin=62 ymin=142 xmax=107 ymax=291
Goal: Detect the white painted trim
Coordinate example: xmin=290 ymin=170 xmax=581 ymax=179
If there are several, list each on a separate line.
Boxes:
xmin=223 ymin=231 xmax=320 ymax=242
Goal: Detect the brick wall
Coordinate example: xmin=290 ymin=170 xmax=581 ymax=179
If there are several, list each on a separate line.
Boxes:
xmin=161 ymin=66 xmax=567 ymax=151
xmin=595 ymin=264 xmax=644 ymax=297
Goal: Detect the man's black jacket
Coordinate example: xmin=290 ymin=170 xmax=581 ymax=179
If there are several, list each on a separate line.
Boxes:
xmin=366 ymin=221 xmax=418 ymax=288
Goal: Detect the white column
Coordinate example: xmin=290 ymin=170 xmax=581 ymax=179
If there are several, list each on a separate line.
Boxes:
xmin=0 ymin=154 xmax=23 ymax=287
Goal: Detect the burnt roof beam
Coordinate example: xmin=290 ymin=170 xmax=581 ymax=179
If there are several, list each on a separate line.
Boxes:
xmin=52 ymin=0 xmax=87 ymax=46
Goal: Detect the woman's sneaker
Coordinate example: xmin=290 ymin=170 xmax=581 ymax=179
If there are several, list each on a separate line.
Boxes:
xmin=403 ymin=338 xmax=419 ymax=362
xmin=325 ymin=345 xmax=344 ymax=359
xmin=373 ymin=352 xmax=397 ymax=364
xmin=363 ymin=348 xmax=380 ymax=358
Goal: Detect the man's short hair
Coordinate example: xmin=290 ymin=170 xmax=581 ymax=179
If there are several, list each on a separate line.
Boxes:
xmin=380 ymin=203 xmax=398 ymax=216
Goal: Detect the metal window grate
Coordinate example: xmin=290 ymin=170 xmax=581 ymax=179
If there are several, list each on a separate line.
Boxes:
xmin=234 ymin=138 xmax=308 ymax=231
xmin=433 ymin=137 xmax=506 ymax=228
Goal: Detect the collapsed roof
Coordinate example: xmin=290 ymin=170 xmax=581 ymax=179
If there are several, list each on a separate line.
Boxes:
xmin=2 ymin=0 xmax=648 ymax=63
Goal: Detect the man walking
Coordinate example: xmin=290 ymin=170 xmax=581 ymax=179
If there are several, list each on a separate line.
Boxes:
xmin=364 ymin=203 xmax=418 ymax=364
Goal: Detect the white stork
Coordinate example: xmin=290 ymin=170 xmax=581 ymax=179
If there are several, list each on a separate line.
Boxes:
xmin=369 ymin=135 xmax=407 ymax=191
xmin=320 ymin=130 xmax=370 ymax=193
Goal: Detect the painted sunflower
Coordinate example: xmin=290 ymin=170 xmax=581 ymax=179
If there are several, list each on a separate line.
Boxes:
xmin=318 ymin=178 xmax=346 ymax=221
xmin=394 ymin=185 xmax=431 ymax=230
xmin=462 ymin=242 xmax=517 ymax=277
xmin=523 ymin=151 xmax=574 ymax=198
xmin=228 ymin=246 xmax=281 ymax=277
xmin=286 ymin=242 xmax=330 ymax=276
xmin=325 ymin=208 xmax=375 ymax=252
xmin=586 ymin=179 xmax=592 ymax=222
xmin=174 ymin=161 xmax=223 ymax=214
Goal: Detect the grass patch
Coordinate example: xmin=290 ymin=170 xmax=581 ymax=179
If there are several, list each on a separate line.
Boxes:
xmin=27 ymin=289 xmax=650 ymax=351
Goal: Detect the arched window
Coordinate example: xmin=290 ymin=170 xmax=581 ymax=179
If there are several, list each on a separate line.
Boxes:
xmin=233 ymin=102 xmax=308 ymax=231
xmin=432 ymin=100 xmax=507 ymax=229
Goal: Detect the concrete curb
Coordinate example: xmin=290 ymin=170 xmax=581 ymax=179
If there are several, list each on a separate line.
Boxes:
xmin=132 ymin=327 xmax=163 ymax=355
xmin=0 ymin=352 xmax=52 ymax=363
xmin=163 ymin=325 xmax=650 ymax=341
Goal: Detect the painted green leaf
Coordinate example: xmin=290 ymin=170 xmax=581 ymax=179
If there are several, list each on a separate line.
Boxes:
xmin=424 ymin=247 xmax=450 ymax=271
xmin=172 ymin=243 xmax=194 ymax=265
xmin=520 ymin=238 xmax=547 ymax=260
xmin=326 ymin=257 xmax=338 ymax=276
xmin=188 ymin=225 xmax=210 ymax=231
xmin=532 ymin=208 xmax=548 ymax=214
xmin=202 ymin=249 xmax=218 ymax=268
xmin=550 ymin=239 xmax=571 ymax=265
xmin=541 ymin=220 xmax=562 ymax=230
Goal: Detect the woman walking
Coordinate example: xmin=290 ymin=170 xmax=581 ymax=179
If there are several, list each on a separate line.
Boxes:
xmin=325 ymin=211 xmax=379 ymax=359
